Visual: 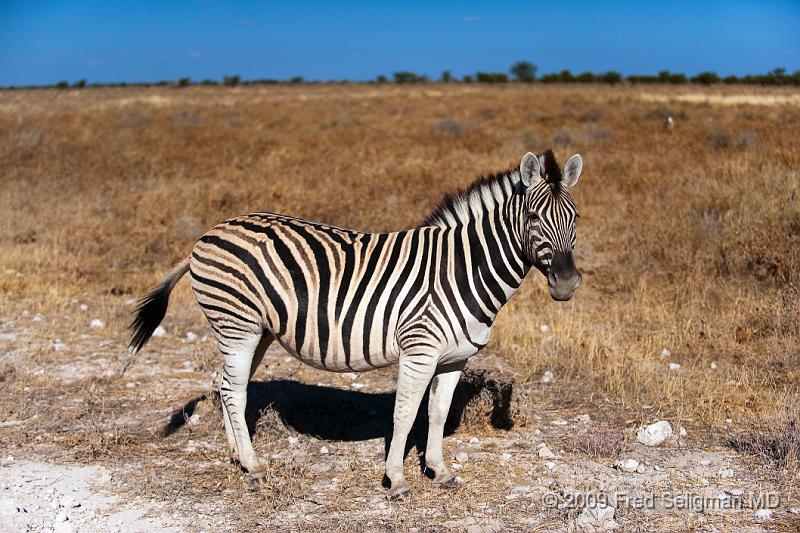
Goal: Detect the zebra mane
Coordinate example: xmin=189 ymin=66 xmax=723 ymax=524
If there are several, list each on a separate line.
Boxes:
xmin=422 ymin=167 xmax=521 ymax=228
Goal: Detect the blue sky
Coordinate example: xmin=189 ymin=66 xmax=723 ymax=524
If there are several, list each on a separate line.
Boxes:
xmin=1 ymin=0 xmax=798 ymax=85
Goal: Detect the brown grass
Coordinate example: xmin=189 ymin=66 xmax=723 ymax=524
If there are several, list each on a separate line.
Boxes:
xmin=1 ymin=83 xmax=799 ymax=527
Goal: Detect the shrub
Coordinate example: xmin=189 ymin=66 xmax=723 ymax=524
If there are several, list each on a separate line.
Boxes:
xmin=56 ymin=81 xmax=69 ymax=89
xmin=223 ymin=75 xmax=240 ymax=87
xmin=440 ymin=70 xmax=453 ymax=83
xmin=393 ymin=71 xmax=427 ymax=84
xmin=375 ymin=75 xmax=388 ymax=83
xmin=475 ymin=72 xmax=508 ymax=83
xmin=177 ymin=77 xmax=191 ymax=88
xmin=691 ymin=71 xmax=720 ymax=85
xmin=510 ymin=61 xmax=537 ymax=82
xmin=73 ymin=79 xmax=86 ymax=88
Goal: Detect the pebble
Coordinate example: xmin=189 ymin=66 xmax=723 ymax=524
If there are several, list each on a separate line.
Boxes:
xmin=699 ymin=459 xmax=712 ymax=466
xmin=636 ymin=421 xmax=672 ymax=446
xmin=468 ymin=437 xmax=480 ymax=444
xmin=614 ymin=459 xmax=640 ymax=473
xmin=718 ymin=468 xmax=734 ymax=479
xmin=679 ymin=427 xmax=688 ymax=437
xmin=152 ymin=326 xmax=167 ymax=337
xmin=287 ymin=436 xmax=298 ymax=445
xmin=660 ymin=348 xmax=671 ymax=358
xmin=575 ymin=414 xmax=591 ymax=424
xmin=541 ymin=370 xmax=554 ymax=383
xmin=754 ymin=509 xmax=773 ymax=522
xmin=537 ymin=445 xmax=556 ymax=459
xmin=0 ymin=497 xmax=20 ymax=516
xmin=0 ymin=333 xmax=18 ymax=341
xmin=789 ymin=507 xmax=800 ymax=515
xmin=710 ymin=361 xmax=717 ymax=370
xmin=319 ymin=446 xmax=329 ymax=455
xmin=500 ymin=452 xmax=512 ymax=463
xmin=33 ymin=314 xmax=44 ymax=322
xmin=185 ymin=331 xmax=198 ymax=342
xmin=576 ymin=502 xmax=617 ymax=530
xmin=552 ymin=419 xmax=568 ymax=426
xmin=350 ymin=383 xmax=366 ymax=389
xmin=188 ymin=414 xmax=200 ymax=425
xmin=455 ymin=452 xmax=469 ymax=462
xmin=539 ymin=324 xmax=550 ymax=333
xmin=54 ymin=341 xmax=67 ymax=351
xmin=668 ymin=363 xmax=681 ymax=371
xmin=55 ymin=511 xmax=68 ymax=523
xmin=451 ymin=463 xmax=463 ymax=470
xmin=79 ymin=304 xmax=89 ymax=311
xmin=544 ymin=461 xmax=556 ymax=471
xmin=90 ymin=318 xmax=104 ymax=329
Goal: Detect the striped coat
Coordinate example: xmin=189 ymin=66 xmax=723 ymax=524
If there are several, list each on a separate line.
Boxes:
xmin=130 ymin=149 xmax=583 ymax=498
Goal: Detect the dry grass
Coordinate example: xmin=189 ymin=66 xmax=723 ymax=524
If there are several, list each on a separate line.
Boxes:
xmin=1 ymin=83 xmax=799 ymax=527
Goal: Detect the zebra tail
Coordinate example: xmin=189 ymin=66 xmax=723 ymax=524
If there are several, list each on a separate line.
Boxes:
xmin=128 ymin=257 xmax=191 ymax=353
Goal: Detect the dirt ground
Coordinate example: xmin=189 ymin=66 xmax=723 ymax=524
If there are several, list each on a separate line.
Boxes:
xmin=1 ymin=84 xmax=799 ymax=531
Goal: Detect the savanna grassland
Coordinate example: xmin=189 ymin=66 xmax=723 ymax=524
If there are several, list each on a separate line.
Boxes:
xmin=1 ymin=84 xmax=799 ymax=531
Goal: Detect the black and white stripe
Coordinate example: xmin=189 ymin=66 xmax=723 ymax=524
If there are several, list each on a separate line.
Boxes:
xmin=129 ymin=149 xmax=583 ymax=497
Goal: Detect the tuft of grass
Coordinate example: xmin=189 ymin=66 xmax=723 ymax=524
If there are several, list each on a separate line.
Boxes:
xmin=566 ymin=428 xmax=627 ymax=458
xmin=728 ymin=401 xmax=800 ymax=471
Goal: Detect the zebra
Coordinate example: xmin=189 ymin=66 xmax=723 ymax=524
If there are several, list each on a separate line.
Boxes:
xmin=129 ymin=149 xmax=583 ymax=499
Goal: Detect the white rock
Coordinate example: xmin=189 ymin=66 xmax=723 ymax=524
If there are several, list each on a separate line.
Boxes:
xmin=500 ymin=452 xmax=512 ymax=463
xmin=614 ymin=459 xmax=640 ymax=473
xmin=55 ymin=510 xmax=68 ymax=523
xmin=660 ymin=348 xmax=671 ymax=358
xmin=538 ymin=445 xmax=556 ymax=459
xmin=185 ymin=331 xmax=198 ymax=342
xmin=636 ymin=421 xmax=672 ymax=446
xmin=541 ymin=370 xmax=554 ymax=384
xmin=668 ymin=363 xmax=680 ymax=371
xmin=468 ymin=437 xmax=480 ymax=444
xmin=539 ymin=324 xmax=550 ymax=333
xmin=79 ymin=304 xmax=89 ymax=311
xmin=54 ymin=522 xmax=75 ymax=533
xmin=552 ymin=419 xmax=568 ymax=426
xmin=90 ymin=318 xmax=104 ymax=329
xmin=679 ymin=427 xmax=688 ymax=437
xmin=451 ymin=463 xmax=463 ymax=470
xmin=754 ymin=509 xmax=772 ymax=522
xmin=699 ymin=459 xmax=712 ymax=466
xmin=575 ymin=414 xmax=591 ymax=424
xmin=0 ymin=497 xmax=19 ymax=516
xmin=576 ymin=503 xmax=617 ymax=530
xmin=33 ymin=314 xmax=44 ymax=322
xmin=718 ymin=468 xmax=734 ymax=479
xmin=152 ymin=325 xmax=166 ymax=337
xmin=319 ymin=446 xmax=329 ymax=455
xmin=188 ymin=414 xmax=200 ymax=425
xmin=0 ymin=333 xmax=17 ymax=341
xmin=544 ymin=461 xmax=556 ymax=471
xmin=710 ymin=361 xmax=717 ymax=370
xmin=54 ymin=341 xmax=67 ymax=351
xmin=455 ymin=452 xmax=469 ymax=462
xmin=635 ymin=463 xmax=646 ymax=474
xmin=789 ymin=507 xmax=800 ymax=515
xmin=725 ymin=418 xmax=733 ymax=424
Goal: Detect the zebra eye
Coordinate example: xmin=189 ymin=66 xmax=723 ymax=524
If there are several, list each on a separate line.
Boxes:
xmin=527 ymin=212 xmax=540 ymax=223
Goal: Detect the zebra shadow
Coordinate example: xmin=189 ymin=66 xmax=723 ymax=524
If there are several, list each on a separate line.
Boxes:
xmin=243 ymin=369 xmax=514 ymax=478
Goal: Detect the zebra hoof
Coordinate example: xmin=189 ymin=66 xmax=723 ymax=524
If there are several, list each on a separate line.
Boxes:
xmin=247 ymin=471 xmax=270 ymax=489
xmin=436 ymin=475 xmax=459 ymax=489
xmin=387 ymin=481 xmax=411 ymax=501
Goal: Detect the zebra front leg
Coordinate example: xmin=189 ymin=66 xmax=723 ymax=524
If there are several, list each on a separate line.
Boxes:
xmin=425 ymin=360 xmax=465 ymax=487
xmin=385 ymin=352 xmax=437 ymax=500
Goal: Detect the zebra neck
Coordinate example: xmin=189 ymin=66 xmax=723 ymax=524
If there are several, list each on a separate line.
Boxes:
xmin=448 ymin=199 xmax=531 ymax=319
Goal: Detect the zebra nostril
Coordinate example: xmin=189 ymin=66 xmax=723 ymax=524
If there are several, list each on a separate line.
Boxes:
xmin=547 ymin=271 xmax=557 ymax=286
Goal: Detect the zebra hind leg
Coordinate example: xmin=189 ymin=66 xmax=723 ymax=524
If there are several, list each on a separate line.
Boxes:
xmin=217 ymin=330 xmax=273 ymax=481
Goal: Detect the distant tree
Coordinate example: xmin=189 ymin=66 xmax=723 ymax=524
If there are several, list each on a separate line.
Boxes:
xmin=56 ymin=81 xmax=69 ymax=89
xmin=440 ymin=70 xmax=453 ymax=83
xmin=375 ymin=75 xmax=388 ymax=83
xmin=557 ymin=70 xmax=575 ymax=83
xmin=73 ymin=79 xmax=86 ymax=88
xmin=691 ymin=71 xmax=720 ymax=85
xmin=539 ymin=73 xmax=560 ymax=83
xmin=289 ymin=76 xmax=304 ymax=84
xmin=598 ymin=71 xmax=622 ymax=84
xmin=476 ymin=72 xmax=508 ymax=83
xmin=394 ymin=71 xmax=427 ymax=83
xmin=575 ymin=72 xmax=595 ymax=83
xmin=462 ymin=75 xmax=473 ymax=83
xmin=223 ymin=75 xmax=240 ymax=87
xmin=177 ymin=77 xmax=191 ymax=87
xmin=723 ymin=75 xmax=739 ymax=84
xmin=510 ymin=61 xmax=537 ymax=82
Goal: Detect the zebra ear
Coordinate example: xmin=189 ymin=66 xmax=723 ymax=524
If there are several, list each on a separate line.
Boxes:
xmin=562 ymin=154 xmax=583 ymax=188
xmin=519 ymin=152 xmax=541 ymax=187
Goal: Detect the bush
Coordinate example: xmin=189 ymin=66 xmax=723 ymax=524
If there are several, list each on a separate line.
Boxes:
xmin=56 ymin=81 xmax=68 ymax=89
xmin=598 ymin=71 xmax=622 ymax=84
xmin=475 ymin=72 xmax=508 ymax=83
xmin=440 ymin=70 xmax=453 ymax=83
xmin=177 ymin=77 xmax=191 ymax=88
xmin=510 ymin=61 xmax=537 ymax=82
xmin=576 ymin=72 xmax=595 ymax=83
xmin=223 ymin=75 xmax=240 ymax=87
xmin=462 ymin=75 xmax=473 ymax=83
xmin=393 ymin=71 xmax=427 ymax=84
xmin=691 ymin=71 xmax=720 ymax=85
xmin=73 ymin=79 xmax=86 ymax=88
xmin=289 ymin=76 xmax=303 ymax=84
xmin=375 ymin=75 xmax=387 ymax=83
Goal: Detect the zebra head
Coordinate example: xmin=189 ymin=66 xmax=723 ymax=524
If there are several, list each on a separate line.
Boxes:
xmin=519 ymin=150 xmax=583 ymax=301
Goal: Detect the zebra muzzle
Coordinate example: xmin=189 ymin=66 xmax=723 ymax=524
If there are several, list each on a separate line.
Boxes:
xmin=547 ymin=251 xmax=581 ymax=301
